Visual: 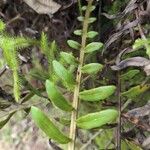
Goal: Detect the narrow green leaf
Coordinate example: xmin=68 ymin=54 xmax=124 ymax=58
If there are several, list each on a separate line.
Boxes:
xmin=79 ymin=85 xmax=116 ymax=101
xmin=73 ymin=30 xmax=82 ymax=36
xmin=67 ymin=40 xmax=81 ymax=50
xmin=60 ymin=52 xmax=78 ymax=65
xmin=77 ymin=16 xmax=84 ymax=22
xmin=45 ymin=80 xmax=73 ymax=111
xmin=88 ymin=17 xmax=97 ymax=23
xmin=87 ymin=31 xmax=98 ymax=38
xmin=77 ymin=109 xmax=118 ymax=129
xmin=0 ymin=112 xmax=15 ymax=129
xmin=81 ymin=63 xmax=103 ymax=74
xmin=52 ymin=60 xmax=75 ymax=87
xmin=121 ymin=69 xmax=140 ymax=81
xmin=122 ymin=140 xmax=142 ymax=150
xmin=95 ymin=130 xmax=114 ymax=149
xmin=40 ymin=32 xmax=49 ymax=55
xmin=31 ymin=106 xmax=71 ymax=144
xmin=122 ymin=84 xmax=150 ymax=99
xmin=85 ymin=42 xmax=103 ymax=53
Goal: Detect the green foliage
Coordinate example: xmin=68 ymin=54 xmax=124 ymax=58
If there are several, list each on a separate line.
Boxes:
xmin=85 ymin=42 xmax=103 ymax=53
xmin=60 ymin=52 xmax=78 ymax=65
xmin=81 ymin=5 xmax=96 ymax=12
xmin=0 ymin=20 xmax=6 ymax=32
xmin=121 ymin=140 xmax=142 ymax=150
xmin=88 ymin=17 xmax=97 ymax=23
xmin=45 ymin=80 xmax=73 ymax=111
xmin=122 ymin=84 xmax=150 ymax=99
xmin=133 ymin=38 xmax=150 ymax=58
xmin=73 ymin=30 xmax=82 ymax=36
xmin=76 ymin=109 xmax=118 ymax=129
xmin=121 ymin=69 xmax=140 ymax=81
xmin=67 ymin=40 xmax=81 ymax=50
xmin=0 ymin=112 xmax=15 ymax=129
xmin=52 ymin=60 xmax=75 ymax=89
xmin=0 ymin=20 xmax=33 ymax=101
xmin=81 ymin=63 xmax=103 ymax=74
xmin=77 ymin=16 xmax=84 ymax=22
xmin=40 ymin=32 xmax=56 ymax=76
xmin=95 ymin=129 xmax=114 ymax=149
xmin=0 ymin=1 xmax=120 ymax=148
xmin=31 ymin=106 xmax=71 ymax=144
xmin=87 ymin=31 xmax=98 ymax=38
xmin=79 ymin=86 xmax=116 ymax=101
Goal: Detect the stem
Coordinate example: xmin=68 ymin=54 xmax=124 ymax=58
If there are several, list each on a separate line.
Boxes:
xmin=68 ymin=1 xmax=93 ymax=150
xmin=116 ymin=72 xmax=121 ymax=150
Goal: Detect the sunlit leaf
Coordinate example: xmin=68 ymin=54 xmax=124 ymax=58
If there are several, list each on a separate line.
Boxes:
xmin=85 ymin=42 xmax=103 ymax=53
xmin=133 ymin=38 xmax=150 ymax=50
xmin=52 ymin=60 xmax=75 ymax=88
xmin=60 ymin=52 xmax=78 ymax=65
xmin=122 ymin=84 xmax=150 ymax=99
xmin=121 ymin=69 xmax=140 ymax=81
xmin=87 ymin=31 xmax=98 ymax=38
xmin=77 ymin=109 xmax=118 ymax=129
xmin=31 ymin=106 xmax=71 ymax=144
xmin=88 ymin=17 xmax=97 ymax=23
xmin=74 ymin=30 xmax=82 ymax=36
xmin=79 ymin=86 xmax=116 ymax=101
xmin=77 ymin=16 xmax=84 ymax=22
xmin=82 ymin=5 xmax=95 ymax=11
xmin=81 ymin=63 xmax=103 ymax=74
xmin=45 ymin=80 xmax=73 ymax=111
xmin=67 ymin=40 xmax=81 ymax=50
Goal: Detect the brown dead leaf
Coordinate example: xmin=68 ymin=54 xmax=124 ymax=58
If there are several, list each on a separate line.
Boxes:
xmin=111 ymin=57 xmax=150 ymax=76
xmin=23 ymin=0 xmax=61 ymax=14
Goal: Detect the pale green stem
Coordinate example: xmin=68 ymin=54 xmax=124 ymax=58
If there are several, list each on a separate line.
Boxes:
xmin=68 ymin=1 xmax=94 ymax=150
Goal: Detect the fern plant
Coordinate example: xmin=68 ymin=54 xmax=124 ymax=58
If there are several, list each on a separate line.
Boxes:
xmin=0 ymin=20 xmax=33 ymax=102
xmin=30 ymin=0 xmax=118 ymax=149
xmin=0 ymin=1 xmax=118 ymax=149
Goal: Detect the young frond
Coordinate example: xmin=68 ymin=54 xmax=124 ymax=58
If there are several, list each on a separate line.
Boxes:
xmin=40 ymin=33 xmax=57 ymax=77
xmin=40 ymin=32 xmax=49 ymax=55
xmin=14 ymin=36 xmax=32 ymax=50
xmin=0 ymin=33 xmax=33 ymax=102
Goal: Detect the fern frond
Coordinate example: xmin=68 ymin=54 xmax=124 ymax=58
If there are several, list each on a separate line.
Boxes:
xmin=0 ymin=34 xmax=33 ymax=102
xmin=0 ymin=36 xmax=14 ymax=67
xmin=40 ymin=32 xmax=49 ymax=55
xmin=40 ymin=32 xmax=56 ymax=77
xmin=14 ymin=36 xmax=32 ymax=50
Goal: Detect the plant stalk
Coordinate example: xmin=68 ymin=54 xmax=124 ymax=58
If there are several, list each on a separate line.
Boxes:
xmin=68 ymin=0 xmax=93 ymax=150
